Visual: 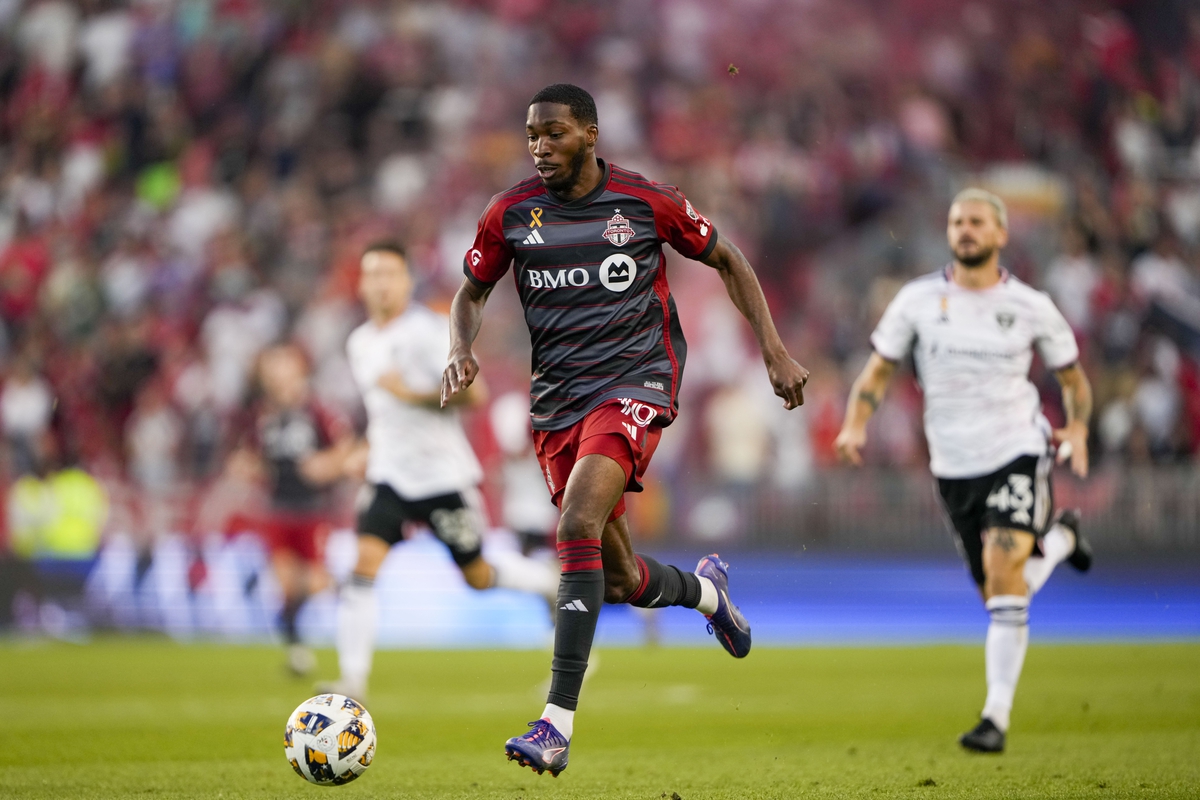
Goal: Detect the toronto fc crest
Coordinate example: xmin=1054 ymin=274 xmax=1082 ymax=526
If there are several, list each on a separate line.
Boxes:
xmin=602 ymin=210 xmax=635 ymax=247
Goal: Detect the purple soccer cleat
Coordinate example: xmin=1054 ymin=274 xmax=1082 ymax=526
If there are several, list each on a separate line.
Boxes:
xmin=504 ymin=718 xmax=570 ymax=777
xmin=696 ymin=554 xmax=752 ymax=658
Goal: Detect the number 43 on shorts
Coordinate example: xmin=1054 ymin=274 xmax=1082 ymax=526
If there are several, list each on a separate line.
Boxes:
xmin=986 ymin=474 xmax=1033 ymax=526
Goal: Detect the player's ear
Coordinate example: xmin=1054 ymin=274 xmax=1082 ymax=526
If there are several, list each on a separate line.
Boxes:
xmin=996 ymin=225 xmax=1009 ymax=248
xmin=586 ymin=124 xmax=598 ymax=150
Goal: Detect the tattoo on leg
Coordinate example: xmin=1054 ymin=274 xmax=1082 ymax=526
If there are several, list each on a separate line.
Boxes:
xmin=990 ymin=529 xmax=1017 ymax=552
xmin=858 ymin=391 xmax=880 ymax=412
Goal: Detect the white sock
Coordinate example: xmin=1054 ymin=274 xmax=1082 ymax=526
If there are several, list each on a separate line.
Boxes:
xmin=1023 ymin=523 xmax=1075 ymax=595
xmin=336 ymin=575 xmax=377 ymax=693
xmin=982 ymin=594 xmax=1030 ymax=733
xmin=541 ymin=702 xmax=574 ymax=740
xmin=695 ymin=575 xmax=718 ymax=616
xmin=490 ymin=551 xmax=560 ymax=604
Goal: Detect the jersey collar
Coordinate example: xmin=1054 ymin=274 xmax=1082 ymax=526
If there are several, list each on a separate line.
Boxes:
xmin=544 ymin=159 xmax=612 ymax=208
xmin=943 ymin=263 xmax=1010 ymax=285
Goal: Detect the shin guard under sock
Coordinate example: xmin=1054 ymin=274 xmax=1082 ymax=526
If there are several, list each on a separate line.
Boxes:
xmin=625 ymin=554 xmax=702 ymax=609
xmin=547 ymin=539 xmax=604 ymax=711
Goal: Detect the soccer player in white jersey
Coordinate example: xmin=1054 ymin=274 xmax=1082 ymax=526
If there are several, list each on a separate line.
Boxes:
xmin=835 ymin=189 xmax=1095 ymax=753
xmin=319 ymin=242 xmax=559 ymax=700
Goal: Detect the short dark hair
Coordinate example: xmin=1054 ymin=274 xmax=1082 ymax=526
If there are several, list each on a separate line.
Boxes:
xmin=529 ymin=84 xmax=597 ymax=127
xmin=363 ymin=240 xmax=406 ymax=260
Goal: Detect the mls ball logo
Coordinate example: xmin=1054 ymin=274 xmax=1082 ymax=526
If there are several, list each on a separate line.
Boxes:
xmin=602 ymin=210 xmax=635 ymax=247
xmin=600 ymin=254 xmax=637 ymax=293
xmin=996 ymin=311 xmax=1015 ymax=330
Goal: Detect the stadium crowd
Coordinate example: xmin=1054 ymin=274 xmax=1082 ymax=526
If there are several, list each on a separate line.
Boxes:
xmin=2 ymin=0 xmax=1200 ymax=584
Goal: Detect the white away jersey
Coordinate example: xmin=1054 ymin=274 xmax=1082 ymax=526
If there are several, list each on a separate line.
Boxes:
xmin=346 ymin=304 xmax=482 ymax=499
xmin=870 ymin=267 xmax=1079 ymax=479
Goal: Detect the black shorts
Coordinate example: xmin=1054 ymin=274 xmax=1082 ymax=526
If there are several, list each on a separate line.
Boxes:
xmin=937 ymin=453 xmax=1054 ymax=587
xmin=355 ymin=483 xmax=483 ymax=567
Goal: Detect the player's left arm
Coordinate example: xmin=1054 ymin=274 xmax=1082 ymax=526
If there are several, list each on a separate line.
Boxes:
xmin=298 ymin=408 xmax=357 ymax=486
xmin=1053 ymin=362 xmax=1092 ymax=478
xmin=701 ymin=234 xmax=810 ymax=409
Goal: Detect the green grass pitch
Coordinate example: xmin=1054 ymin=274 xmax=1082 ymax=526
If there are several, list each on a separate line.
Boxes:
xmin=0 ymin=639 xmax=1197 ymax=798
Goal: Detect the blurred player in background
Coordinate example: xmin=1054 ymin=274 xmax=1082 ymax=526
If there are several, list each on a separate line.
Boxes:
xmin=318 ymin=242 xmax=560 ymax=701
xmin=489 ymin=391 xmax=559 ymax=558
xmin=443 ymin=84 xmax=809 ymax=775
xmin=227 ymin=343 xmax=354 ymax=676
xmin=835 ymin=189 xmax=1095 ymax=753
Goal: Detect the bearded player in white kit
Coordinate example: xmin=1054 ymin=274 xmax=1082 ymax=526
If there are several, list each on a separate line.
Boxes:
xmin=318 ymin=242 xmax=559 ymax=700
xmin=835 ymin=190 xmax=1095 ymax=753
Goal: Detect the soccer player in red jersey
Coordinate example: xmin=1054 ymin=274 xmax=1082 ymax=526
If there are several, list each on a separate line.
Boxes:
xmin=441 ymin=84 xmax=810 ymax=775
xmin=228 ymin=343 xmax=355 ymax=676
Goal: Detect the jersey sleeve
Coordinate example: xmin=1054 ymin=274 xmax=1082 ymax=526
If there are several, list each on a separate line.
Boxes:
xmin=1032 ymin=292 xmax=1079 ymax=370
xmin=463 ymin=196 xmax=514 ymax=286
xmin=647 ymin=186 xmax=718 ymax=260
xmin=313 ymin=403 xmax=351 ymax=447
xmin=869 ymin=286 xmax=918 ymax=362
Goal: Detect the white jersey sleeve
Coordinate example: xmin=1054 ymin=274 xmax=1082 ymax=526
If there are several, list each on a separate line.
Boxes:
xmin=1030 ymin=292 xmax=1079 ymax=370
xmin=870 ymin=283 xmax=921 ymax=361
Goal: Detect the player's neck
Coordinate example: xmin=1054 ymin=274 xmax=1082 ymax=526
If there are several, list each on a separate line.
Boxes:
xmin=548 ymin=156 xmax=604 ymax=202
xmin=951 ymin=259 xmax=1003 ymax=290
xmin=370 ymin=301 xmax=408 ymax=327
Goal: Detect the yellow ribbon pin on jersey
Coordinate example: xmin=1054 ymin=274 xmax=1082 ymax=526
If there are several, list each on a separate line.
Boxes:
xmin=530 ymin=208 xmax=543 ymax=228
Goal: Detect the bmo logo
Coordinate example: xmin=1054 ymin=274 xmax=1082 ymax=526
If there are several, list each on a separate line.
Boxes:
xmin=599 ymin=254 xmax=637 ymax=293
xmin=527 ymin=267 xmax=590 ymax=289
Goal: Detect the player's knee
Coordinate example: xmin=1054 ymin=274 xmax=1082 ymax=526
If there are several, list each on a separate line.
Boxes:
xmin=463 ymin=571 xmax=491 ymax=590
xmin=603 ymin=568 xmax=639 ymax=604
xmin=983 ymin=562 xmax=1025 ymax=599
xmin=556 ymin=508 xmax=604 ymax=542
xmin=459 ymin=558 xmax=493 ymax=590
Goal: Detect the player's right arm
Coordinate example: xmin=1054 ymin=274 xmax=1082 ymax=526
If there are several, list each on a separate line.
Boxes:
xmin=442 ymin=278 xmax=494 ymax=406
xmin=442 ymin=194 xmax=515 ymax=407
xmin=835 ymin=352 xmax=897 ymax=466
xmin=836 ymin=281 xmax=916 ymax=466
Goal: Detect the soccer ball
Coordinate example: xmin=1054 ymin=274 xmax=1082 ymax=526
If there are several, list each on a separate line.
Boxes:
xmin=284 ymin=694 xmax=377 ymax=786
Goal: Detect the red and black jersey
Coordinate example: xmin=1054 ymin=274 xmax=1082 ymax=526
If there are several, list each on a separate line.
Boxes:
xmin=242 ymin=402 xmax=349 ymax=512
xmin=464 ymin=161 xmax=717 ymax=431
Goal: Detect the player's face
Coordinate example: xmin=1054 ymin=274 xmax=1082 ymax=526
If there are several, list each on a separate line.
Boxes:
xmin=947 ymin=200 xmax=1008 ymax=268
xmin=359 ymin=250 xmax=413 ymax=319
xmin=260 ymin=348 xmax=308 ymax=408
xmin=527 ymin=103 xmax=597 ymax=193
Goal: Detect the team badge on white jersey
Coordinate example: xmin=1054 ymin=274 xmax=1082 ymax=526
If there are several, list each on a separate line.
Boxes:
xmin=602 ymin=210 xmax=635 ymax=247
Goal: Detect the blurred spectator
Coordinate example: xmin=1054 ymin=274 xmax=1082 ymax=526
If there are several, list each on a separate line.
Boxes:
xmin=1 ymin=353 xmax=54 ymax=475
xmin=1045 ymin=227 xmax=1100 ymax=334
xmin=5 ymin=430 xmax=107 ymax=635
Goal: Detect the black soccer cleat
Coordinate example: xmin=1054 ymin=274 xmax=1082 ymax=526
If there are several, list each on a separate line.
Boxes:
xmin=1054 ymin=508 xmax=1092 ymax=573
xmin=959 ymin=717 xmax=1005 ymax=753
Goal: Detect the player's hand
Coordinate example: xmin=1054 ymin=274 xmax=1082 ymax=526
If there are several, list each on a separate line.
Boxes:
xmin=441 ymin=350 xmax=479 ymax=407
xmin=377 ymin=370 xmax=418 ymax=402
xmin=342 ymin=440 xmax=369 ymax=481
xmin=834 ymin=426 xmax=867 ymax=467
xmin=766 ymin=353 xmax=809 ymax=409
xmin=1053 ymin=420 xmax=1089 ymax=479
